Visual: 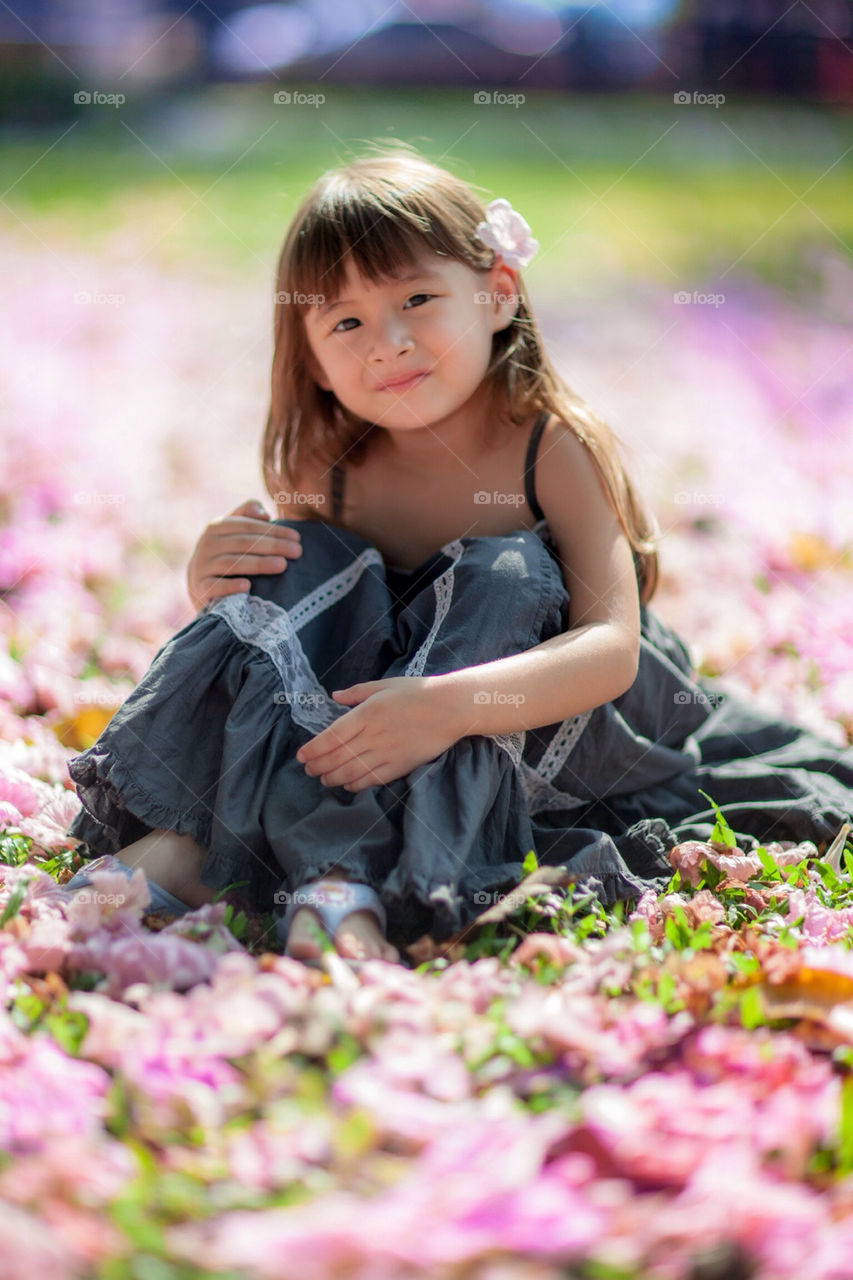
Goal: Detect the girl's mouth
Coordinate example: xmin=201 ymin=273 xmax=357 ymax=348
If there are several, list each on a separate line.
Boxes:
xmin=377 ymin=372 xmax=430 ymax=393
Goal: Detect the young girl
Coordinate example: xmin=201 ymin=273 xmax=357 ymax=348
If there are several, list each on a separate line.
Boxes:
xmin=65 ymin=142 xmax=853 ymax=966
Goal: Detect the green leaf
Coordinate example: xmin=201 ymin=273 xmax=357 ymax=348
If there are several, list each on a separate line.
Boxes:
xmin=699 ymin=860 xmax=724 ymax=891
xmin=697 ymin=788 xmax=738 ymax=848
xmin=843 ymin=847 xmax=853 ymax=881
xmin=838 ymin=1077 xmax=853 ymax=1175
xmin=664 ymin=905 xmax=692 ymax=950
xmin=10 ymin=992 xmax=44 ymax=1031
xmin=521 ymin=848 xmax=538 ymax=876
xmin=0 ymin=832 xmax=33 ymax=866
xmin=326 ymin=1033 xmax=362 ymax=1076
xmin=755 ymin=845 xmax=782 ymax=880
xmin=109 ymin=1200 xmax=165 ymax=1253
xmin=44 ymin=1008 xmax=89 ymax=1056
xmin=729 ymin=952 xmax=760 ymax=975
xmin=740 ymin=985 xmax=765 ymax=1029
xmin=0 ymin=878 xmax=29 ymax=925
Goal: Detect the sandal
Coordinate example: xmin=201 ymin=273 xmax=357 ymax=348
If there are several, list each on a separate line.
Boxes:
xmin=274 ymin=878 xmax=389 ymax=967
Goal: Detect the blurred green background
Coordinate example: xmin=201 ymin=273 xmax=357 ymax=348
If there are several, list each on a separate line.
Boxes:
xmin=3 ymin=86 xmax=851 ymax=293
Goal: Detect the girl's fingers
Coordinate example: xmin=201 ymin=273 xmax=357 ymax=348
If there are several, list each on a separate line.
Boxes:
xmin=344 ymin=762 xmax=393 ymax=792
xmin=199 ymin=577 xmax=252 ymax=601
xmin=318 ymin=754 xmax=386 ymax=788
xmin=213 ymin=519 xmax=303 ymax=550
xmin=299 ymin=723 xmax=367 ymax=769
xmin=222 ymin=536 xmax=303 ymax=561
xmin=212 ymin=553 xmax=291 ymax=577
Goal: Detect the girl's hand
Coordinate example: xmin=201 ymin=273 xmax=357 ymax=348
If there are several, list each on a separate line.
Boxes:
xmin=186 ymin=499 xmax=303 ymax=611
xmin=295 ymin=677 xmax=461 ymax=792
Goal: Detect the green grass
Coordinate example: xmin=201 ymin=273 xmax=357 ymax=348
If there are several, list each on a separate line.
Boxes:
xmin=1 ymin=86 xmax=850 ymax=286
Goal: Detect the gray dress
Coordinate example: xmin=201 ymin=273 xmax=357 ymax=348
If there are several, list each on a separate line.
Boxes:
xmin=66 ymin=412 xmax=853 ymax=949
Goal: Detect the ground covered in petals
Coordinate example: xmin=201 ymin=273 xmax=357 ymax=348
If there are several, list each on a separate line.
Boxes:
xmin=2 ymin=115 xmax=853 ymax=1276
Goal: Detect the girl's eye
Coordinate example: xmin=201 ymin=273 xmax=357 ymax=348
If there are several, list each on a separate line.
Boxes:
xmin=331 ymin=294 xmax=433 ymax=334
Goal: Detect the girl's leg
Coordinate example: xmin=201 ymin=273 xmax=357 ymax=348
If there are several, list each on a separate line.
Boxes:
xmin=118 ymin=829 xmax=217 ymax=909
xmin=120 ymin=831 xmax=400 ymax=959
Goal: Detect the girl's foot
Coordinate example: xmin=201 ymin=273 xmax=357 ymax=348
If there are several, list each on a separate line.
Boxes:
xmin=286 ymin=876 xmax=400 ymax=963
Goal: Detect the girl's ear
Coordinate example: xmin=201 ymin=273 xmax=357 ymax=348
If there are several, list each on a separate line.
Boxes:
xmin=486 ymin=259 xmax=520 ymax=334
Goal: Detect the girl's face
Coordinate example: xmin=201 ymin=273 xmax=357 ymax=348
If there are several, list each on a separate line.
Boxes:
xmin=302 ymin=247 xmax=519 ymax=438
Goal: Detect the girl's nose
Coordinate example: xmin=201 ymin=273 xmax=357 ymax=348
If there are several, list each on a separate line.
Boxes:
xmin=369 ymin=322 xmax=414 ymax=362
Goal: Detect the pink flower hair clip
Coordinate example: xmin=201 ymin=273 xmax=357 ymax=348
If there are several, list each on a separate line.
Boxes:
xmin=474 ymin=198 xmax=539 ymax=270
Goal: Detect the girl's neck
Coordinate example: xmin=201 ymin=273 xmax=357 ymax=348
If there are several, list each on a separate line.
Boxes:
xmin=375 ymin=388 xmax=510 ymax=472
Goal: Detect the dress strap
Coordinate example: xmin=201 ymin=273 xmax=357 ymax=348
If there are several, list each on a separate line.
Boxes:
xmin=523 ymin=409 xmax=549 ymax=522
xmin=330 ymin=462 xmax=344 ymax=522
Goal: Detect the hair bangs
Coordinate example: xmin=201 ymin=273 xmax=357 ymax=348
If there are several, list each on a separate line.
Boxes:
xmin=289 ymin=189 xmax=463 ymax=311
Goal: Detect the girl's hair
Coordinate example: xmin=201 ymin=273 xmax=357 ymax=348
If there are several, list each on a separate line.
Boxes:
xmin=262 ymin=140 xmax=660 ymax=604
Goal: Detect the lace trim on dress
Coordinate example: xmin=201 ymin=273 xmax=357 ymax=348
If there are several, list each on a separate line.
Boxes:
xmin=404 ymin=539 xmax=467 ymax=678
xmin=537 ymin=709 xmax=593 ymax=781
xmin=208 ymin=593 xmax=341 ymax=736
xmin=518 ymin=761 xmax=588 ymax=813
xmin=488 ymin=729 xmax=527 ymax=769
xmin=287 ymin=547 xmax=385 ymax=633
xmin=517 ymin=711 xmax=594 ymax=813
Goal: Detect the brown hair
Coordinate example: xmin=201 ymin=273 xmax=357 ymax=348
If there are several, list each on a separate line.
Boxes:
xmin=261 ymin=140 xmax=660 ymax=604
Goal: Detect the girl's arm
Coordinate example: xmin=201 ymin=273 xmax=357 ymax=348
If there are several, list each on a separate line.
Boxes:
xmin=434 ymin=423 xmax=642 ymax=738
xmin=187 ymin=499 xmax=303 ymax=611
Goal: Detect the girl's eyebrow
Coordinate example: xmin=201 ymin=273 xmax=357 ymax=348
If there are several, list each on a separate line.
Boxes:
xmin=318 ymin=270 xmax=441 ymax=317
